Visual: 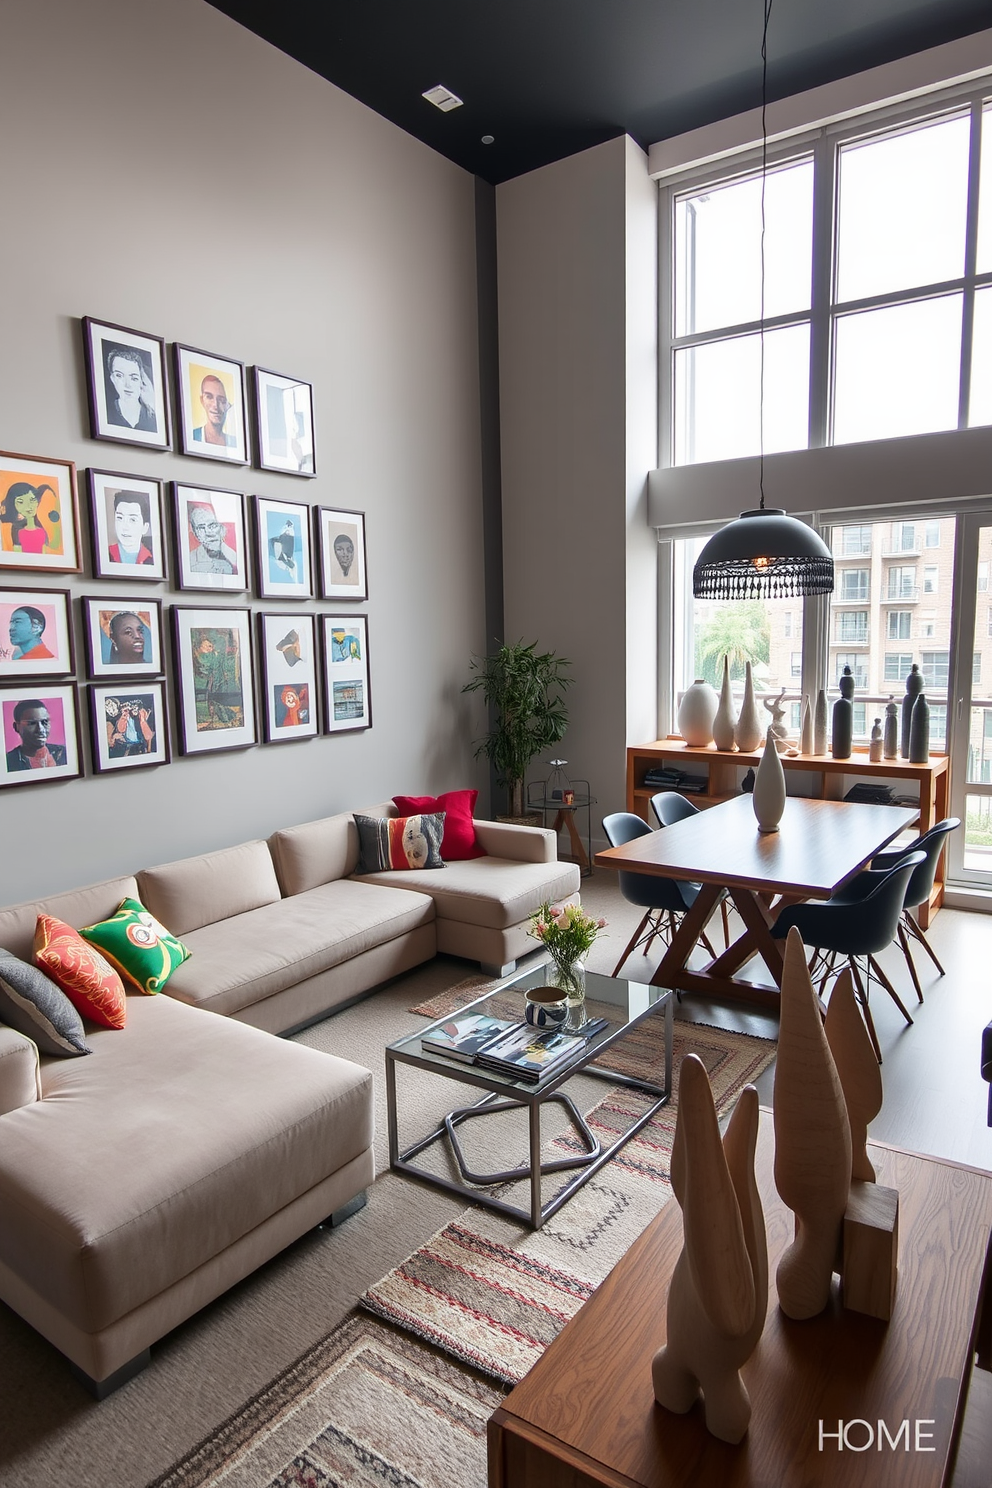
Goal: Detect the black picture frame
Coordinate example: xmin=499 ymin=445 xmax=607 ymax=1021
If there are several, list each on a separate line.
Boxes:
xmin=88 ymin=468 xmax=167 ymax=581
xmin=172 ymin=482 xmax=249 ymax=594
xmin=89 ymin=681 xmax=170 ymax=773
xmin=174 ymin=343 xmax=249 ymax=465
xmin=257 ymin=611 xmax=319 ymax=744
xmin=316 ymin=506 xmax=368 ymax=600
xmin=320 ymin=614 xmax=371 ymax=733
xmin=0 ymin=681 xmax=82 ymax=787
xmin=254 ymin=495 xmax=313 ymax=599
xmin=254 ymin=366 xmax=316 ymax=477
xmin=81 ymin=595 xmax=164 ymax=679
xmin=172 ymin=604 xmax=257 ymax=755
xmin=82 ymin=317 xmax=171 ymax=451
xmin=0 ymin=587 xmax=74 ymax=678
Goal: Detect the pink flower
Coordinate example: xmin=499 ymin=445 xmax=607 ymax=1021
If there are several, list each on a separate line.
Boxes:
xmin=597 ymin=918 xmax=607 ymax=929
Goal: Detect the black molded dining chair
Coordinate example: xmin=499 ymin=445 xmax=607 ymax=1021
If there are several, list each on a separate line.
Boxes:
xmin=770 ymin=851 xmax=925 ymax=1063
xmin=650 ymin=791 xmax=730 ymax=947
xmin=602 ymin=812 xmax=721 ymax=978
xmin=862 ymin=818 xmax=958 ymax=1001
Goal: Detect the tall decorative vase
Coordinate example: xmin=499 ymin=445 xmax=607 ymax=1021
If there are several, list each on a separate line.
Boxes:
xmin=752 ymin=726 xmax=787 ymax=833
xmin=677 ymin=679 xmax=719 ymax=747
xmin=901 ymin=664 xmax=923 ymax=759
xmin=909 ymin=691 xmax=930 ymax=763
xmin=883 ymin=697 xmax=899 ymax=759
xmin=734 ymin=662 xmax=762 ymax=753
xmin=712 ymin=656 xmax=737 ymax=752
xmin=869 ymin=718 xmax=883 ymax=762
xmin=814 ymin=689 xmax=828 ymax=756
xmin=831 ymin=667 xmax=854 ymax=760
xmin=800 ymin=696 xmax=813 ymax=755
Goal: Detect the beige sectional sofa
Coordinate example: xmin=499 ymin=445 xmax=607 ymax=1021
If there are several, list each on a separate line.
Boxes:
xmin=0 ymin=805 xmax=580 ymax=1395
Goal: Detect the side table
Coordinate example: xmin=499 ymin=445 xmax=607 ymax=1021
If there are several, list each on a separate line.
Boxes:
xmin=527 ymin=779 xmax=596 ymax=876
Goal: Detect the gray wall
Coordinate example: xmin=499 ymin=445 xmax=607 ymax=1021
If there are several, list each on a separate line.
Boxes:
xmin=0 ymin=0 xmax=487 ymax=904
xmin=496 ymin=136 xmax=658 ymax=837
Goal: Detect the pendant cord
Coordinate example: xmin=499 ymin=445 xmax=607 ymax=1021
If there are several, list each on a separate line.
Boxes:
xmin=759 ymin=0 xmax=771 ymax=511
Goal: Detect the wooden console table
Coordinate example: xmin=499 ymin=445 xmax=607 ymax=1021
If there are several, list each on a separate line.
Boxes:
xmin=488 ymin=1113 xmax=992 ymax=1488
xmin=627 ymin=741 xmax=949 ymax=926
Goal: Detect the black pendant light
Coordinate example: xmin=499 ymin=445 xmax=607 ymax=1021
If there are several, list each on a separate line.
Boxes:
xmin=692 ymin=0 xmax=834 ymax=603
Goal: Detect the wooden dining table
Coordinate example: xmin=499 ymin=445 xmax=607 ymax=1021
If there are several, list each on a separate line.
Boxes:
xmin=594 ymin=794 xmax=918 ymax=1009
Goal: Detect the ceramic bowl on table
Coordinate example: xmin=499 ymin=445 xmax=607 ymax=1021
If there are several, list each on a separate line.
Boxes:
xmin=524 ymin=986 xmax=569 ymax=1029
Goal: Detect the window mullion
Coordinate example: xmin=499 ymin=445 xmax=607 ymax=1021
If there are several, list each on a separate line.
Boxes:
xmin=808 ymin=132 xmax=834 ymax=449
xmin=959 ymin=98 xmax=983 ymax=430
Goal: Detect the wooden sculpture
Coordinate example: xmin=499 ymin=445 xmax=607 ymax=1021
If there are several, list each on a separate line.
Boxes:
xmin=773 ymin=928 xmax=852 ymax=1320
xmin=824 ymin=967 xmax=883 ymax=1183
xmin=652 ymin=1057 xmax=767 ymax=1445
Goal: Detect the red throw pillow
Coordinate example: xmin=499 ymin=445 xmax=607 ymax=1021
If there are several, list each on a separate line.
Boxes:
xmin=392 ymin=790 xmax=485 ymax=860
xmin=34 ymin=914 xmax=127 ymax=1029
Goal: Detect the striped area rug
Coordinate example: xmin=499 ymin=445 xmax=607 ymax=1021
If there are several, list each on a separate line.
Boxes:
xmin=362 ymin=1018 xmax=775 ymax=1383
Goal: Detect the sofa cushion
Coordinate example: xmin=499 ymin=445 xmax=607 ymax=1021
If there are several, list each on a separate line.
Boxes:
xmin=163 ymin=878 xmax=435 ymax=1017
xmin=352 ymin=855 xmax=582 ymax=931
xmin=136 ymin=841 xmax=282 ymax=937
xmin=0 ymin=995 xmax=374 ymax=1334
xmin=34 ymin=917 xmax=127 ymax=1030
xmin=355 ymin=812 xmax=445 ymax=873
xmin=80 ymin=898 xmax=191 ymax=996
xmin=0 ymin=1027 xmax=42 ymax=1115
xmin=0 ymin=876 xmax=141 ymax=966
xmin=393 ymin=790 xmax=484 ymax=860
xmin=0 ymin=949 xmax=90 ymax=1057
xmin=268 ymin=805 xmax=391 ymax=896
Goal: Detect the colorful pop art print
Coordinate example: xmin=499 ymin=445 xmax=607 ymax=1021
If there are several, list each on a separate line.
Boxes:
xmin=316 ymin=507 xmax=367 ymax=600
xmin=82 ymin=318 xmax=171 ymax=451
xmin=0 ymin=452 xmax=80 ymax=574
xmin=0 ymin=588 xmax=74 ymax=679
xmin=173 ymin=483 xmax=248 ymax=594
xmin=254 ymin=367 xmax=315 ymax=477
xmin=255 ymin=495 xmax=312 ymax=600
xmin=82 ymin=597 xmax=163 ymax=679
xmin=88 ymin=469 xmax=167 ymax=581
xmin=172 ymin=606 xmax=256 ymax=754
xmin=174 ymin=344 xmax=248 ymax=465
xmin=258 ymin=611 xmax=318 ymax=744
xmin=0 ymin=683 xmax=81 ymax=788
xmin=320 ymin=614 xmax=371 ymax=734
xmin=89 ymin=681 xmax=169 ymax=773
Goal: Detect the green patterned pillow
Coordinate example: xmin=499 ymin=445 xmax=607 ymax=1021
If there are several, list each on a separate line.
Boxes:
xmin=79 ymin=898 xmax=191 ymax=995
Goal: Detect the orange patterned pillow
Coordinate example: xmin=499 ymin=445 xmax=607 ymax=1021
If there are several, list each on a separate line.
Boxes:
xmin=34 ymin=915 xmax=127 ymax=1029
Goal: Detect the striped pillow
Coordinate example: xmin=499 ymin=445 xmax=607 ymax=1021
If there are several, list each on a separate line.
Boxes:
xmin=354 ymin=812 xmax=445 ymax=872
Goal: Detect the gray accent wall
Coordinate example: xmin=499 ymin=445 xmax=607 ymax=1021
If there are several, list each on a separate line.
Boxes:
xmin=496 ymin=136 xmax=658 ymax=839
xmin=0 ymin=0 xmax=487 ymax=904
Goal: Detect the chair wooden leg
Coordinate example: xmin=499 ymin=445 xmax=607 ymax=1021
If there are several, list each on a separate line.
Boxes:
xmin=867 ymin=953 xmax=914 ymax=1027
xmin=699 ymin=926 xmax=718 ymax=958
xmin=720 ymin=899 xmax=730 ymax=950
xmin=904 ymin=910 xmax=946 ymax=976
xmin=896 ymin=919 xmax=924 ymax=1004
xmin=848 ymin=956 xmax=883 ymax=1064
xmin=613 ymin=911 xmax=653 ymax=976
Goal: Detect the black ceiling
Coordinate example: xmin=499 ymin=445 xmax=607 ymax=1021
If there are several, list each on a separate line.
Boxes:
xmin=208 ymin=0 xmax=992 ymax=184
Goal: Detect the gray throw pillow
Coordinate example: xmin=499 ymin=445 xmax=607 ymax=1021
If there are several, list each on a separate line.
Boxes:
xmin=0 ymin=948 xmax=91 ymax=1057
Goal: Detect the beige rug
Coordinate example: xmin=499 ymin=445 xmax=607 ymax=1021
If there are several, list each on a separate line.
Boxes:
xmin=146 ymin=1314 xmax=504 ymax=1488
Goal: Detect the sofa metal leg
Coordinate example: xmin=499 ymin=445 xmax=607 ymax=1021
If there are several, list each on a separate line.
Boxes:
xmin=69 ymin=1347 xmax=151 ymax=1399
xmin=481 ymin=961 xmax=515 ymax=978
xmin=322 ymin=1190 xmax=368 ymax=1228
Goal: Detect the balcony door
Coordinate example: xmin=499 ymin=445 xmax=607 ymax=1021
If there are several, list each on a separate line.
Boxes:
xmin=948 ymin=512 xmax=992 ymax=885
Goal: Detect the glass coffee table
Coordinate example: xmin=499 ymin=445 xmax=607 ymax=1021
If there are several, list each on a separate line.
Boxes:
xmin=385 ymin=961 xmax=674 ymax=1229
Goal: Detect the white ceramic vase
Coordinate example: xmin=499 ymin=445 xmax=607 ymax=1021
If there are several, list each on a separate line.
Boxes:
xmin=677 ymin=678 xmax=719 ymax=747
xmin=712 ymin=656 xmax=737 ymax=752
xmin=753 ymin=726 xmax=787 ymax=833
xmin=813 ymin=689 xmax=828 ymax=756
xmin=800 ymin=695 xmax=813 ymax=755
xmin=734 ymin=661 xmax=762 ymax=753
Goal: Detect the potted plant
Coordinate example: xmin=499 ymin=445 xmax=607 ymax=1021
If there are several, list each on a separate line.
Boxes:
xmin=463 ymin=640 xmax=572 ymax=819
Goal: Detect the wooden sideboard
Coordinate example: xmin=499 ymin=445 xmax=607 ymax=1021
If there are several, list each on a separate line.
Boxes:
xmin=488 ymin=1113 xmax=992 ymax=1488
xmin=626 ymin=741 xmax=949 ymax=926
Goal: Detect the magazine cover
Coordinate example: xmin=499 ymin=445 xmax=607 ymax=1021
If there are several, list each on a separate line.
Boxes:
xmin=421 ymin=1012 xmax=516 ymax=1062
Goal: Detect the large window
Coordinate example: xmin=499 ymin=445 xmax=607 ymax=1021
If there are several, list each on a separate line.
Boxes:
xmin=668 ymin=93 xmax=992 ymax=465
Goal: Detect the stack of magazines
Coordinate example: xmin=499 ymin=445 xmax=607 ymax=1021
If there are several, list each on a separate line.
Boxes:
xmin=421 ymin=1012 xmax=608 ymax=1081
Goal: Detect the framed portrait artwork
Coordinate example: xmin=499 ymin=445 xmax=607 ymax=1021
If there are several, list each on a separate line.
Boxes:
xmin=0 ymin=682 xmax=81 ymax=788
xmin=316 ymin=507 xmax=367 ymax=600
xmin=321 ymin=615 xmax=371 ymax=733
xmin=82 ymin=597 xmax=163 ymax=679
xmin=88 ymin=469 xmax=167 ymax=581
xmin=82 ymin=318 xmax=171 ymax=451
xmin=254 ymin=367 xmax=315 ymax=477
xmin=173 ymin=483 xmax=248 ymax=593
xmin=172 ymin=606 xmax=256 ymax=755
xmin=89 ymin=681 xmax=169 ymax=773
xmin=174 ymin=344 xmax=248 ymax=464
xmin=0 ymin=589 xmax=73 ymax=679
xmin=258 ymin=612 xmax=318 ymax=744
xmin=254 ymin=496 xmax=312 ymax=600
xmin=0 ymin=452 xmax=80 ymax=574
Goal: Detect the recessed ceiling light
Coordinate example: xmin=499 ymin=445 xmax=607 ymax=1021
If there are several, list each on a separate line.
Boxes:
xmin=422 ymin=85 xmax=463 ymax=112
xmin=481 ymin=135 xmax=494 ymax=145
